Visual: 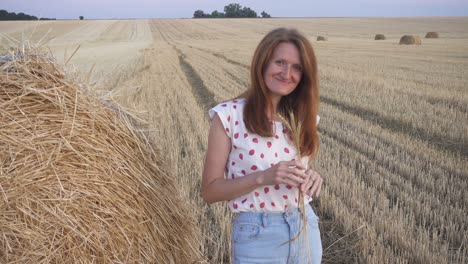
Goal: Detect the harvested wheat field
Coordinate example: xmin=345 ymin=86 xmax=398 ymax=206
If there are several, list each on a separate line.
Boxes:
xmin=1 ymin=17 xmax=467 ymax=263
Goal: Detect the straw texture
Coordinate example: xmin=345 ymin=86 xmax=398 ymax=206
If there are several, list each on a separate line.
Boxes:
xmin=277 ymin=112 xmax=311 ymax=262
xmin=0 ymin=47 xmax=203 ymax=263
xmin=399 ymin=35 xmax=422 ymax=45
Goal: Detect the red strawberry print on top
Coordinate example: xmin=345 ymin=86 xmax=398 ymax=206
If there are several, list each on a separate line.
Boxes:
xmin=212 ymin=99 xmax=309 ymax=212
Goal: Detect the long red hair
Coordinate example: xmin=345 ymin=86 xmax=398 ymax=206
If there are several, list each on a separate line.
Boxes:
xmin=240 ymin=28 xmax=320 ymax=158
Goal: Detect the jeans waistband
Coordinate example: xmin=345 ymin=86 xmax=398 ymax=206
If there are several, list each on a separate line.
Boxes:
xmin=233 ymin=205 xmax=312 ymax=227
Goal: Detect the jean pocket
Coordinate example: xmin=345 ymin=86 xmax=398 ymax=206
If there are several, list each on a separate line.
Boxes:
xmin=232 ymin=222 xmax=261 ymax=244
xmin=306 ymin=209 xmax=319 ymax=229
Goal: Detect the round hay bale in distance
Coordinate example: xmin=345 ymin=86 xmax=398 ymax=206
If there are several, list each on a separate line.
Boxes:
xmin=0 ymin=48 xmax=203 ymax=263
xmin=375 ymin=34 xmax=386 ymax=40
xmin=425 ymin=32 xmax=439 ymax=38
xmin=399 ymin=35 xmax=422 ymax=45
xmin=317 ymin=36 xmax=327 ymax=41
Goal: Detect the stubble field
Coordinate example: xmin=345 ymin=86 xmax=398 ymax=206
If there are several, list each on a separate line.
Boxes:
xmin=1 ymin=17 xmax=467 ymax=263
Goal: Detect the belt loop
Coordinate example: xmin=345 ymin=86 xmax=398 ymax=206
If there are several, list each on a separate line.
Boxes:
xmin=262 ymin=213 xmax=268 ymax=227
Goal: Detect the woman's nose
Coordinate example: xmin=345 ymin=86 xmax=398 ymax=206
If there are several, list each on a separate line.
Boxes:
xmin=280 ymin=65 xmax=291 ymax=78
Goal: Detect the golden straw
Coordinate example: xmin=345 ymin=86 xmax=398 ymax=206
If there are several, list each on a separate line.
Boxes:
xmin=0 ymin=45 xmax=204 ymax=263
xmin=277 ymin=111 xmax=312 ymax=262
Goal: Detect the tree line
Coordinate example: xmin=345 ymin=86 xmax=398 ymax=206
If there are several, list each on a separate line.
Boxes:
xmin=0 ymin=10 xmax=55 ymax=20
xmin=194 ymin=3 xmax=271 ymax=18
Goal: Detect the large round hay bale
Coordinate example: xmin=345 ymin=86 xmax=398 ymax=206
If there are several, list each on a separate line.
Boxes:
xmin=425 ymin=32 xmax=439 ymax=38
xmin=0 ymin=48 xmax=203 ymax=263
xmin=375 ymin=34 xmax=386 ymax=40
xmin=317 ymin=36 xmax=327 ymax=41
xmin=399 ymin=35 xmax=422 ymax=45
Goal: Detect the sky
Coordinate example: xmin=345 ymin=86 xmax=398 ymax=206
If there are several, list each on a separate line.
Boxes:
xmin=1 ymin=0 xmax=467 ymax=19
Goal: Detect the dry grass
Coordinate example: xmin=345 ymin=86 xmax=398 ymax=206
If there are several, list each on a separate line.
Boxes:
xmin=276 ymin=111 xmax=311 ymax=261
xmin=0 ymin=46 xmax=203 ymax=263
xmin=425 ymin=32 xmax=439 ymax=38
xmin=1 ymin=17 xmax=467 ymax=263
xmin=399 ymin=35 xmax=422 ymax=45
xmin=375 ymin=34 xmax=386 ymax=40
xmin=317 ymin=36 xmax=328 ymax=41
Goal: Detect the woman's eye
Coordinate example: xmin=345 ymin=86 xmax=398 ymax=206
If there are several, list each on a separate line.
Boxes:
xmin=293 ymin=65 xmax=303 ymax=72
xmin=275 ymin=60 xmax=284 ymax=66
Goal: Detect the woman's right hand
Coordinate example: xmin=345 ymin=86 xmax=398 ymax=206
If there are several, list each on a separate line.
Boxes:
xmin=258 ymin=160 xmax=308 ymax=187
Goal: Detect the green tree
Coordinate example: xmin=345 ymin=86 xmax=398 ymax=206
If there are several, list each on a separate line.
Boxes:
xmin=261 ymin=11 xmax=271 ymax=18
xmin=240 ymin=7 xmax=257 ymax=18
xmin=0 ymin=9 xmax=40 ymax=20
xmin=224 ymin=3 xmax=242 ymax=18
xmin=7 ymin=11 xmax=16 ymax=20
xmin=79 ymin=16 xmax=84 ymax=20
xmin=193 ymin=10 xmax=206 ymax=18
xmin=193 ymin=5 xmax=266 ymax=19
xmin=210 ymin=10 xmax=225 ymax=18
xmin=211 ymin=10 xmax=219 ymax=17
xmin=0 ymin=10 xmax=7 ymax=20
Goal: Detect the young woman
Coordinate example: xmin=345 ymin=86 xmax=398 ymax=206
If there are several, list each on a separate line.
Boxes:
xmin=201 ymin=28 xmax=323 ymax=264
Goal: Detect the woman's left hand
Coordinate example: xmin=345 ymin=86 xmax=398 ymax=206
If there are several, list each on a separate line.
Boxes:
xmin=300 ymin=169 xmax=323 ymax=198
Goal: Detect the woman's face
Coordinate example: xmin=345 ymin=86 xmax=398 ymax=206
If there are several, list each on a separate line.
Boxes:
xmin=263 ymin=42 xmax=303 ymax=100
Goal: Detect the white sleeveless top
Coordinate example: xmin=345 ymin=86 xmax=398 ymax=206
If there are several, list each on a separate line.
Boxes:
xmin=208 ymin=98 xmax=320 ymax=213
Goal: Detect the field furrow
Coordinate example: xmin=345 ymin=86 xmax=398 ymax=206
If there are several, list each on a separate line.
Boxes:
xmin=174 ymin=45 xmax=248 ymax=101
xmin=175 ymin=46 xmax=216 ymax=110
xmin=318 ymin=132 xmax=451 ymax=263
xmin=321 ymin=95 xmax=468 ymax=158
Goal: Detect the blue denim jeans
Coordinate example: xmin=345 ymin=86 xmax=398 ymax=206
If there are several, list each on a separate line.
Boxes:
xmin=231 ymin=205 xmax=322 ymax=264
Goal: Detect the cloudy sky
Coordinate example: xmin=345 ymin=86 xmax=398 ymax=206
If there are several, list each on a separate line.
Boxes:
xmin=2 ymin=0 xmax=467 ymax=19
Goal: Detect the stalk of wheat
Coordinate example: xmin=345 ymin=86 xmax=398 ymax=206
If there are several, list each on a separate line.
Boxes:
xmin=277 ymin=111 xmax=312 ymax=262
